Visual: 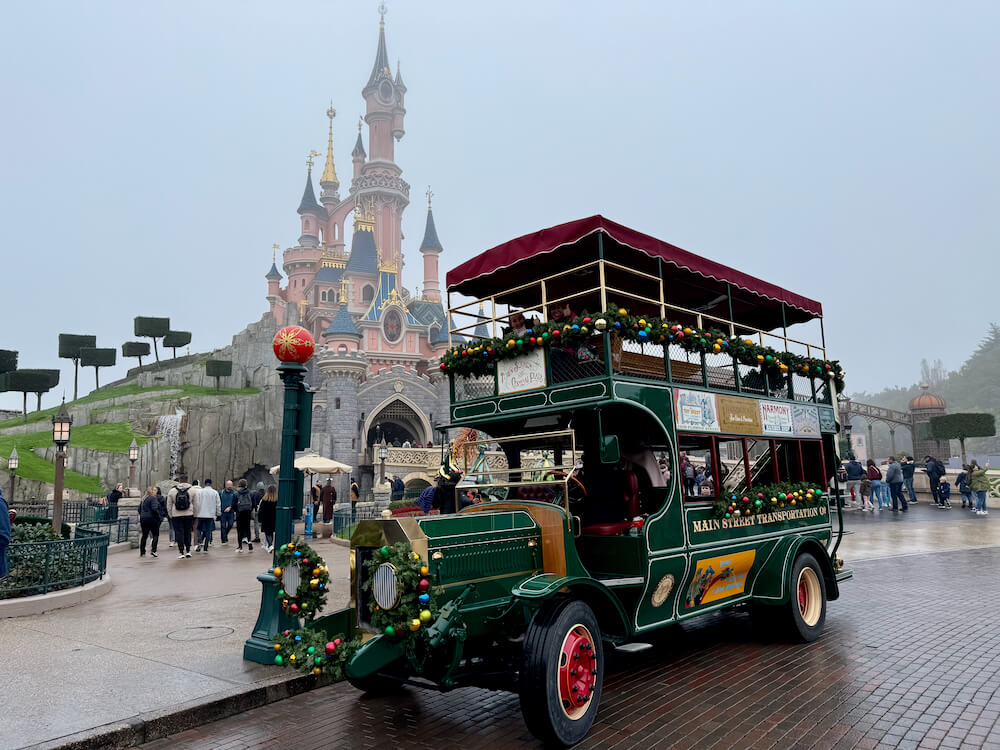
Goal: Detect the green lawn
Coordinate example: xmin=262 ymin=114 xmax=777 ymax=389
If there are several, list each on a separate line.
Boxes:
xmin=0 ymin=384 xmax=259 ymax=429
xmin=0 ymin=422 xmax=150 ymax=495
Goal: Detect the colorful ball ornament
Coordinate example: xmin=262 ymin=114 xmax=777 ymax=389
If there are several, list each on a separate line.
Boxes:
xmin=384 ymin=625 xmax=395 ymax=637
xmin=274 ymin=654 xmax=284 ymax=665
xmin=325 ymin=642 xmax=337 ymax=655
xmin=410 ymin=619 xmax=421 ymax=632
xmin=418 ymin=578 xmax=430 ymax=592
xmin=289 ymin=653 xmax=296 ymax=663
xmin=273 ymin=643 xmax=281 ymax=651
xmin=290 ymin=603 xmax=299 ymax=614
xmin=273 ymin=567 xmax=283 ymax=577
xmin=419 ymin=609 xmax=433 ymax=623
xmin=618 ymin=307 xmax=628 ymax=316
xmin=307 ymin=646 xmax=315 ymax=654
xmin=283 ymin=629 xmax=291 ymax=636
xmin=595 ymin=318 xmax=607 ymax=331
xmin=272 ymin=325 xmax=315 ymax=363
xmin=420 ymin=566 xmax=429 ymax=576
xmin=418 ymin=593 xmax=430 ymax=606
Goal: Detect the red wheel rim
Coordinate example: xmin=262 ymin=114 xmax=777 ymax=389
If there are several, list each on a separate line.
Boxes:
xmin=558 ymin=624 xmax=597 ymax=720
xmin=798 ymin=578 xmax=808 ymax=613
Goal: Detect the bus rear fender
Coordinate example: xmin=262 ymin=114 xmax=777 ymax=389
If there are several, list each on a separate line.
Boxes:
xmin=511 ymin=573 xmax=631 ymax=642
xmin=753 ymin=536 xmax=840 ymax=603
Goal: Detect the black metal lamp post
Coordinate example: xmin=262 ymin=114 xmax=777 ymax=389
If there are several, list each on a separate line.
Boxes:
xmin=128 ymin=438 xmax=139 ymax=492
xmin=51 ymin=399 xmax=73 ymax=533
xmin=378 ymin=438 xmax=388 ymax=485
xmin=8 ymin=448 xmax=18 ymax=501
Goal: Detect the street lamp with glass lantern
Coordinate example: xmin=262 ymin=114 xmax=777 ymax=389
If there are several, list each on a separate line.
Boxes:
xmin=378 ymin=437 xmax=389 ymax=485
xmin=51 ymin=399 xmax=73 ymax=533
xmin=7 ymin=447 xmax=18 ymax=501
xmin=128 ymin=438 xmax=139 ymax=492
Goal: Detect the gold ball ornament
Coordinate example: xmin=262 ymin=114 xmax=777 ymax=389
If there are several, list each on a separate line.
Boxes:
xmin=410 ymin=619 xmax=421 ymax=632
xmin=273 ymin=567 xmax=283 ymax=577
xmin=274 ymin=643 xmax=281 ymax=651
xmin=771 ymin=498 xmax=778 ymax=504
xmin=289 ymin=654 xmax=296 ymax=662
xmin=313 ymin=667 xmax=322 ymax=676
xmin=791 ymin=499 xmax=797 ymax=505
xmin=312 ymin=567 xmax=321 ymax=576
xmin=617 ymin=307 xmax=628 ymax=316
xmin=419 ymin=609 xmax=432 ymax=623
xmin=595 ymin=318 xmax=607 ymax=331
xmin=287 ymin=544 xmax=295 ymax=550
xmin=420 ymin=566 xmax=429 ymax=576
xmin=310 ymin=578 xmax=320 ymax=589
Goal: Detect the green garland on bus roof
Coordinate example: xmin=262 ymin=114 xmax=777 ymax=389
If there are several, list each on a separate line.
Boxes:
xmin=438 ymin=306 xmax=846 ymax=392
xmin=710 ymin=482 xmax=827 ymax=520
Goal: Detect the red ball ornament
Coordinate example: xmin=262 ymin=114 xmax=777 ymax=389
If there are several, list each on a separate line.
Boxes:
xmin=283 ymin=629 xmax=291 ymax=636
xmin=272 ymin=326 xmax=315 ymax=363
xmin=552 ymin=329 xmax=560 ymax=337
xmin=290 ymin=603 xmax=299 ymax=613
xmin=418 ymin=578 xmax=430 ymax=592
xmin=530 ymin=337 xmax=537 ymax=345
xmin=439 ymin=362 xmax=446 ymax=370
xmin=302 ymin=558 xmax=309 ymax=565
xmin=333 ymin=638 xmax=342 ymax=646
xmin=325 ymin=642 xmax=337 ymax=655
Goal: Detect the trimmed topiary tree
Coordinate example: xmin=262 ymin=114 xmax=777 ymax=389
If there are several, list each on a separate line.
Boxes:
xmin=122 ymin=341 xmax=151 ymax=370
xmin=205 ymin=359 xmax=233 ymax=391
xmin=930 ymin=413 xmax=997 ymax=464
xmin=162 ymin=330 xmax=192 ymax=359
xmin=0 ymin=350 xmax=17 ymax=374
xmin=1 ymin=369 xmax=61 ymax=420
xmin=133 ymin=317 xmax=170 ymax=363
xmin=58 ymin=334 xmax=97 ymax=400
xmin=80 ymin=347 xmax=117 ymax=391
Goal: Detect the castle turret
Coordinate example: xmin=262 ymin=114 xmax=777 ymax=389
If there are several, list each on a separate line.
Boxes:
xmin=297 ymin=156 xmax=325 ymax=248
xmin=419 ymin=191 xmax=443 ymax=303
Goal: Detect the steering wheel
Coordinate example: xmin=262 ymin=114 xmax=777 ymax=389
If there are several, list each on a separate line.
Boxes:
xmin=542 ymin=470 xmax=587 ymax=507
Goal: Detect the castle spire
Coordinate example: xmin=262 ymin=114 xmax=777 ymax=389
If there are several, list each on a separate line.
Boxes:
xmin=352 ymin=118 xmax=366 ymax=158
xmin=366 ymin=4 xmax=392 ymax=89
xmin=420 ymin=188 xmax=443 ymax=302
xmin=321 ymin=105 xmax=339 ymax=188
xmin=297 ymin=153 xmax=324 ymax=215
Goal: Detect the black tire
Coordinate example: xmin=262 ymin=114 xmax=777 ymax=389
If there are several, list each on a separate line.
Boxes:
xmin=786 ymin=552 xmax=827 ymax=642
xmin=520 ymin=599 xmax=604 ymax=747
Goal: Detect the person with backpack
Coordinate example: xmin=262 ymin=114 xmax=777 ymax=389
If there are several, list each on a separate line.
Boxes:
xmin=167 ymin=481 xmax=196 ymax=558
xmin=924 ymin=456 xmax=946 ymax=507
xmin=956 ymin=464 xmax=974 ymax=509
xmin=234 ymin=478 xmax=254 ymax=552
xmin=969 ymin=460 xmax=990 ymax=515
xmin=138 ymin=486 xmax=164 ymax=558
xmin=219 ymin=480 xmax=238 ymax=544
xmin=844 ymin=455 xmax=865 ymax=508
xmin=901 ymin=456 xmax=918 ymax=505
xmin=251 ymin=481 xmax=265 ymax=543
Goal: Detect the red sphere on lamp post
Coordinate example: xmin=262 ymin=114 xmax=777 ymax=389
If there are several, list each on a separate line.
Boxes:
xmin=272 ymin=326 xmax=315 ymax=364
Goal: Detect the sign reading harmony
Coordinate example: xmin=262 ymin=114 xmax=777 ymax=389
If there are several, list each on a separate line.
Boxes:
xmin=497 ymin=348 xmax=547 ymax=395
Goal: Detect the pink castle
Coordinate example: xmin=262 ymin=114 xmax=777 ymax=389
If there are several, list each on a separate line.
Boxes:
xmin=265 ymin=12 xmax=472 ymax=377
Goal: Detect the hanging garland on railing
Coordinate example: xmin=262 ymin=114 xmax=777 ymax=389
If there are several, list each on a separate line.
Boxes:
xmin=710 ymin=482 xmax=826 ymax=520
xmin=439 ymin=306 xmax=845 ymax=392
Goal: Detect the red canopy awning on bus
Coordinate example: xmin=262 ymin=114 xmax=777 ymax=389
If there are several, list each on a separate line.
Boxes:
xmin=446 ymin=216 xmax=822 ymax=324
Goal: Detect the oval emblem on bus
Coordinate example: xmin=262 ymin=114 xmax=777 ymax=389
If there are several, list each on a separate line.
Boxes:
xmin=651 ymin=574 xmax=675 ymax=608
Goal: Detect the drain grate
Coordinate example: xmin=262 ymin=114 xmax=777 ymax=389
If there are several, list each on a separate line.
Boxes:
xmin=166 ymin=626 xmax=235 ymax=641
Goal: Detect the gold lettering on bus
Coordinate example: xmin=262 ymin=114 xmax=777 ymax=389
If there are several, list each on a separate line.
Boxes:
xmin=690 ymin=506 xmax=823 ymax=533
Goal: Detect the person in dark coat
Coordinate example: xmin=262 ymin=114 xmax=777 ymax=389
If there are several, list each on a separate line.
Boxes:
xmin=0 ymin=487 xmax=11 ymax=580
xmin=234 ymin=479 xmax=254 ymax=552
xmin=924 ymin=455 xmax=946 ymax=506
xmin=138 ymin=486 xmax=163 ymax=557
xmin=320 ymin=479 xmax=337 ymax=523
xmin=391 ymin=475 xmax=405 ymax=503
xmin=257 ymin=485 xmax=277 ymax=552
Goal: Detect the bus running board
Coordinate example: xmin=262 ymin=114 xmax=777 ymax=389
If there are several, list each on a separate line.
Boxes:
xmin=614 ymin=642 xmax=653 ymax=653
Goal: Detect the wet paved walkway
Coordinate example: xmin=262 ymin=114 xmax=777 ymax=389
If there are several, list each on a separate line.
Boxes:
xmin=135 ymin=504 xmax=1000 ymax=750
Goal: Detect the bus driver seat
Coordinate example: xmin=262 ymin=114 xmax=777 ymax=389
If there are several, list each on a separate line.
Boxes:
xmin=581 ymin=460 xmax=641 ymax=536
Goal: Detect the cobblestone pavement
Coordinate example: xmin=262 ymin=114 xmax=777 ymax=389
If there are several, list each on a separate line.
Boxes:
xmin=137 ymin=516 xmax=1000 ymax=749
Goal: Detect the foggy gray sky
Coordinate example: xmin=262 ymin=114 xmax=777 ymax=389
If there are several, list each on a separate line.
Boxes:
xmin=2 ymin=1 xmax=998 ymax=412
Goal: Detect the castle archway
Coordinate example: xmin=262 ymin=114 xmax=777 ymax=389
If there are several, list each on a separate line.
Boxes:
xmin=364 ymin=395 xmax=432 ymax=449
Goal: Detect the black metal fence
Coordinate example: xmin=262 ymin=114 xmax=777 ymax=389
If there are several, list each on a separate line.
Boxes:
xmin=11 ymin=500 xmax=118 ymax=524
xmin=78 ymin=518 xmax=130 ymax=544
xmin=0 ymin=527 xmax=110 ymax=599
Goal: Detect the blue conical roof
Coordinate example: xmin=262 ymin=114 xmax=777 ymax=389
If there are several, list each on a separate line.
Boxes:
xmin=325 ymin=304 xmax=361 ymax=338
xmin=352 ymin=130 xmax=366 ymax=158
xmin=345 ymin=227 xmax=378 ymax=274
xmin=265 ymin=262 xmax=282 ymax=281
xmin=366 ymin=21 xmax=391 ymax=89
xmin=420 ymin=208 xmax=443 ymax=252
xmin=297 ymin=170 xmax=325 ymax=216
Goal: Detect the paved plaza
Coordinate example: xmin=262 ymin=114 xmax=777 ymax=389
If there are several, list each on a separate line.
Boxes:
xmin=4 ymin=503 xmax=999 ymax=750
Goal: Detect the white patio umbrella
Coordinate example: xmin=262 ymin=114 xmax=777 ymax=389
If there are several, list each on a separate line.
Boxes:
xmin=269 ymin=453 xmax=352 ymax=476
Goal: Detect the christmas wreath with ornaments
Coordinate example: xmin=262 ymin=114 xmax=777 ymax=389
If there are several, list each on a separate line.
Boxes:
xmin=710 ymin=482 xmax=826 ymax=520
xmin=439 ymin=306 xmax=845 ymax=393
xmin=272 ymin=541 xmax=439 ymax=680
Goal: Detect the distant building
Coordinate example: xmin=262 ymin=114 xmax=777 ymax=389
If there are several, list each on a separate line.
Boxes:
xmin=909 ymin=383 xmax=950 ymax=460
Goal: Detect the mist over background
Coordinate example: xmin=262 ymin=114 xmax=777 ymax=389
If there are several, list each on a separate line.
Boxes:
xmin=2 ymin=1 xmax=998 ymax=412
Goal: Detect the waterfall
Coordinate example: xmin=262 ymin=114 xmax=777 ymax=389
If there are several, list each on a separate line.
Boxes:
xmin=156 ymin=409 xmax=185 ymax=480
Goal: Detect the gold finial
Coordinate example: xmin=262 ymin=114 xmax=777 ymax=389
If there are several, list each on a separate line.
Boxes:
xmin=322 ymin=104 xmax=338 ymax=185
xmin=358 ymin=117 xmax=363 ymax=133
xmin=378 ymin=2 xmax=387 ymax=27
xmin=272 ymin=243 xmax=280 ymax=262
xmin=426 ymin=186 xmax=433 ymax=210
xmin=307 ymin=150 xmax=320 ymax=171
xmin=339 ymin=277 xmax=349 ymax=304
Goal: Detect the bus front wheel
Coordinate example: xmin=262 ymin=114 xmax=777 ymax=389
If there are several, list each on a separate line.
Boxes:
xmin=520 ymin=599 xmax=604 ymax=747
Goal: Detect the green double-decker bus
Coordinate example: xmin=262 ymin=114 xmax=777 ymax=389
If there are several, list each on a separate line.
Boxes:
xmin=324 ymin=215 xmax=850 ymax=746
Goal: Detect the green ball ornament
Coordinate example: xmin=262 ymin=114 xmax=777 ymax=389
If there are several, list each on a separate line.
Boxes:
xmin=274 ymin=654 xmax=284 ymax=666
xmin=778 ymin=493 xmax=786 ymax=500
xmin=755 ymin=499 xmax=762 ymax=507
xmin=725 ymin=513 xmax=731 ymax=519
xmin=384 ymin=625 xmax=395 ymax=637
xmin=277 ymin=589 xmax=285 ymax=597
xmin=315 ymin=656 xmax=323 ymax=665
xmin=379 ymin=545 xmax=389 ymax=558
xmin=307 ymin=646 xmax=315 ymax=654
xmin=814 ymin=489 xmax=822 ymax=497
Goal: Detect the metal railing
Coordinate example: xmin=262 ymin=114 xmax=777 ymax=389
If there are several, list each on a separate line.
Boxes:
xmin=12 ymin=500 xmax=119 ymax=524
xmin=0 ymin=527 xmax=110 ymax=599
xmin=78 ymin=518 xmax=131 ymax=544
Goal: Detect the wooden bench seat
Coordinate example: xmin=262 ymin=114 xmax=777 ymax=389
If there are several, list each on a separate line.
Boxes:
xmin=595 ymin=346 xmax=702 ymax=381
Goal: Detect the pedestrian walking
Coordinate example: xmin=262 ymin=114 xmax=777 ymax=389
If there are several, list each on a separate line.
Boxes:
xmin=886 ymin=456 xmax=907 ymax=512
xmin=350 ymin=477 xmax=360 ymax=507
xmin=219 ymin=480 xmax=237 ymax=544
xmin=251 ymin=481 xmax=265 ymax=543
xmin=845 ymin=455 xmax=865 ymax=507
xmin=157 ymin=486 xmax=175 ymax=547
xmin=258 ymin=485 xmax=277 ymax=552
xmin=311 ymin=482 xmax=321 ymax=525
xmin=138 ymin=486 xmax=163 ymax=557
xmin=969 ymin=460 xmax=990 ymax=515
xmin=866 ymin=460 xmax=887 ymax=510
xmin=924 ymin=455 xmax=946 ymax=506
xmin=194 ymin=479 xmax=221 ymax=552
xmin=320 ymin=479 xmax=337 ymax=523
xmin=234 ymin=479 xmax=254 ymax=552
xmin=860 ymin=474 xmax=874 ymax=511
xmin=0 ymin=487 xmax=10 ymax=580
xmin=901 ymin=456 xmax=918 ymax=505
xmin=167 ymin=482 xmax=196 ymax=558
xmin=956 ymin=465 xmax=974 ymax=508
